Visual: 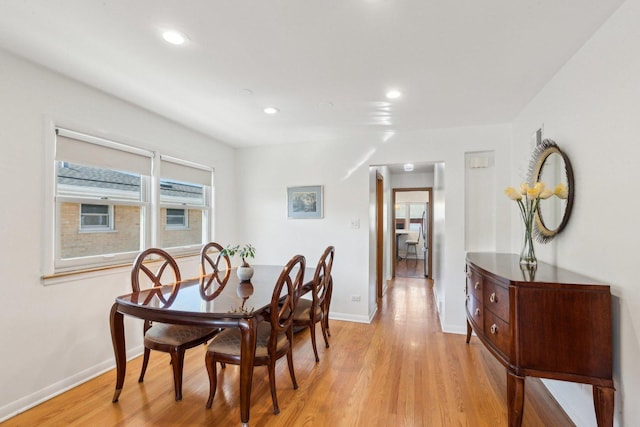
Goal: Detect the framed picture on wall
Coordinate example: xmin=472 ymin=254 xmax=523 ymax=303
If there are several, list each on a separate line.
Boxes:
xmin=287 ymin=185 xmax=323 ymax=219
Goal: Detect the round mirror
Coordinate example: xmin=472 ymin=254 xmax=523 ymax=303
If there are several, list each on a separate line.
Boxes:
xmin=529 ymin=139 xmax=574 ymax=242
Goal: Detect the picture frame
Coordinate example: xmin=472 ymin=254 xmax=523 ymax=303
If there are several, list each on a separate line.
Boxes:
xmin=287 ymin=185 xmax=323 ymax=219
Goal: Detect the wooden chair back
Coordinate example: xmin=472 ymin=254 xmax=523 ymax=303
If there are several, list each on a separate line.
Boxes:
xmin=131 ymin=247 xmax=181 ymax=292
xmin=199 ymin=242 xmax=231 ymax=300
xmin=310 ymin=246 xmax=334 ymax=309
xmin=270 ymin=254 xmax=306 ymax=338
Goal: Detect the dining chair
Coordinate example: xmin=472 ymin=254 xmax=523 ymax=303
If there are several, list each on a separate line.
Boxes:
xmin=205 ymin=254 xmax=306 ymax=415
xmin=293 ymin=246 xmax=335 ymax=362
xmin=199 ymin=241 xmax=232 ymax=300
xmin=132 ymin=247 xmax=219 ymax=401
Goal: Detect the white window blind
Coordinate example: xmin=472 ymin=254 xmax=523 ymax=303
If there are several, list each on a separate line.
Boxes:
xmin=56 ymin=128 xmax=152 ymax=175
xmin=160 ymin=155 xmax=212 ymax=186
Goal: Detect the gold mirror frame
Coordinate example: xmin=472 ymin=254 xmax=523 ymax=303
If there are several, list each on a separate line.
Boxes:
xmin=528 ymin=139 xmax=574 ymax=243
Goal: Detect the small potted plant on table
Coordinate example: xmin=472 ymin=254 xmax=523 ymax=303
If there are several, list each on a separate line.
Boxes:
xmin=221 ymin=244 xmax=256 ymax=281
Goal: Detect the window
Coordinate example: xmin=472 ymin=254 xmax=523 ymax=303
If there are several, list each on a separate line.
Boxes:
xmin=80 ymin=204 xmax=112 ymax=231
xmin=48 ymin=127 xmax=213 ymax=274
xmin=53 ymin=128 xmax=152 ymax=271
xmin=158 ymin=155 xmax=212 ymax=252
xmin=166 ymin=208 xmax=187 ymax=228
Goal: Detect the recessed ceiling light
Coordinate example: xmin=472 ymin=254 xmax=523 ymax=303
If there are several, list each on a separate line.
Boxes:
xmin=386 ymin=89 xmax=402 ymax=99
xmin=263 ymin=106 xmax=279 ymax=115
xmin=162 ymin=30 xmax=188 ymax=45
xmin=403 ymin=163 xmax=414 ymax=172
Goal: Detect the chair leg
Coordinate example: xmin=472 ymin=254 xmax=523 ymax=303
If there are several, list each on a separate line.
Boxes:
xmin=320 ymin=317 xmax=330 ymax=349
xmin=205 ymin=352 xmax=218 ymax=409
xmin=268 ymin=361 xmax=280 ymax=415
xmin=286 ymin=346 xmax=298 ymax=390
xmin=138 ymin=347 xmax=151 ymax=383
xmin=309 ymin=323 xmax=320 ymax=362
xmin=170 ymin=348 xmax=185 ymax=401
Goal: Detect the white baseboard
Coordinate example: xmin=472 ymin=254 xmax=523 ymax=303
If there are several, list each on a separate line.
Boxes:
xmin=328 ymin=311 xmax=372 ymax=324
xmin=0 ymin=345 xmax=143 ymax=423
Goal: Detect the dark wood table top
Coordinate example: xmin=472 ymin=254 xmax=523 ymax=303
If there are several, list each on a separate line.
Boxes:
xmin=116 ymin=265 xmax=315 ymax=321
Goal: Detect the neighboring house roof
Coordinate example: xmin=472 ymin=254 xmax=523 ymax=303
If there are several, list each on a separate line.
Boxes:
xmin=57 ymin=163 xmax=202 ymax=200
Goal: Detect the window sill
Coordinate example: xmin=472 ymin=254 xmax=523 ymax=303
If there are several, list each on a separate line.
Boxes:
xmin=42 ymin=252 xmax=199 ymax=286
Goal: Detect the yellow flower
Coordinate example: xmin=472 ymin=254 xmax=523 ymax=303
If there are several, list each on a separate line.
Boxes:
xmin=539 ymin=188 xmax=555 ymax=199
xmin=555 ymin=183 xmax=568 ymax=199
xmin=526 ymin=182 xmax=545 ymax=199
xmin=504 ymin=187 xmax=522 ymax=201
xmin=519 ymin=182 xmax=529 ymax=195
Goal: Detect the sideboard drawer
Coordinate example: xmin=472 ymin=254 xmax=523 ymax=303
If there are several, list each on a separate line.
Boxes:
xmin=466 ymin=266 xmax=483 ymax=302
xmin=466 ymin=294 xmax=483 ymax=333
xmin=483 ymin=278 xmax=509 ymax=321
xmin=484 ymin=309 xmax=511 ymax=356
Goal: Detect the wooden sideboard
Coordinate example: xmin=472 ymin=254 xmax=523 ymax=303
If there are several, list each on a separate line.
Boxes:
xmin=465 ymin=252 xmax=614 ymax=427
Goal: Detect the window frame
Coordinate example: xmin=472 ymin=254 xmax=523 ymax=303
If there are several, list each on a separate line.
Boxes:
xmin=79 ymin=203 xmax=114 ymax=232
xmin=158 ymin=155 xmax=213 ymax=255
xmin=43 ymin=121 xmax=214 ymax=277
xmin=165 ymin=207 xmax=188 ymax=229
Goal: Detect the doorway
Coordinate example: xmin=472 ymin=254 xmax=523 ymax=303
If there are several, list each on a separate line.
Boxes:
xmin=392 ymin=188 xmax=432 ymax=279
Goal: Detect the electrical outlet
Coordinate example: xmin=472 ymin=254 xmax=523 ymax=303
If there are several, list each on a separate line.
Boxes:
xmin=350 ymin=218 xmax=360 ymax=229
xmin=351 ymin=295 xmax=361 ymax=302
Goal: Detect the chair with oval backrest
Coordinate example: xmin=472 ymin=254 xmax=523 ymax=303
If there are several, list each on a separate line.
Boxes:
xmin=293 ymin=246 xmax=335 ymax=362
xmin=199 ymin=242 xmax=232 ymax=300
xmin=205 ymin=254 xmax=306 ymax=415
xmin=132 ymin=247 xmax=220 ymax=401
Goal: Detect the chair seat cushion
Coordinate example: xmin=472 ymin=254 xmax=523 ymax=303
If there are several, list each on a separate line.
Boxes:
xmin=293 ymin=298 xmax=322 ymax=321
xmin=208 ymin=321 xmax=288 ymax=358
xmin=145 ymin=323 xmax=217 ymax=346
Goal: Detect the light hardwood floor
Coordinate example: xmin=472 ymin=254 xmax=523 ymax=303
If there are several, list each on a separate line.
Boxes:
xmin=3 ymin=278 xmax=574 ymax=426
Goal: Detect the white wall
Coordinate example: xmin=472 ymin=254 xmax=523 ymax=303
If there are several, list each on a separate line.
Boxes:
xmin=0 ymin=50 xmax=236 ymax=420
xmin=465 ymin=151 xmax=497 ymax=252
xmin=511 ymin=0 xmax=640 ymax=425
xmin=390 ymin=171 xmax=434 ymax=189
xmin=234 ymin=125 xmax=512 ymax=333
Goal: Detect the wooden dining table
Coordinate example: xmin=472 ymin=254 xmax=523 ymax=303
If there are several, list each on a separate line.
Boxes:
xmin=109 ymin=264 xmax=314 ymax=427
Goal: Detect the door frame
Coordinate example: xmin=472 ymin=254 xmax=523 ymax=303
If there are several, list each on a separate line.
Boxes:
xmin=392 ymin=187 xmax=433 ymax=278
xmin=376 ymin=172 xmax=384 ymax=299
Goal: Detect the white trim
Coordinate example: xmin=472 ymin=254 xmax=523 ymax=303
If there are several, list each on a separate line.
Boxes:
xmin=328 ymin=311 xmax=372 ymax=324
xmin=0 ymin=345 xmax=143 ymax=423
xmin=160 ymin=154 xmax=213 ymax=172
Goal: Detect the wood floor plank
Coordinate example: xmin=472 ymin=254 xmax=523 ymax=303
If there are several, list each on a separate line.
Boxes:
xmin=2 ymin=277 xmax=574 ymax=426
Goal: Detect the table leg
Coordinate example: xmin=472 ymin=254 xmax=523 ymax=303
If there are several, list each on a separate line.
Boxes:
xmin=507 ymin=371 xmax=525 ymax=427
xmin=465 ymin=319 xmax=472 ymax=343
xmin=593 ymin=385 xmax=614 ymax=427
xmin=110 ymin=303 xmax=126 ymax=402
xmin=239 ymin=317 xmax=258 ymax=426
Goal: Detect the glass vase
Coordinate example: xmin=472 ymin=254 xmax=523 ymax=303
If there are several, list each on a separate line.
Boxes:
xmin=519 ymin=221 xmax=537 ymax=266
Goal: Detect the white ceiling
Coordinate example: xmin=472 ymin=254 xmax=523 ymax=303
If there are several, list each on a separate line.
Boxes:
xmin=0 ymin=0 xmax=624 ymax=148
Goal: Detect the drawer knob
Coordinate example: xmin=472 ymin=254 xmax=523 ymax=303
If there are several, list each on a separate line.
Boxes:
xmin=490 ymin=324 xmax=498 ymax=334
xmin=489 ymin=292 xmax=497 ymax=303
xmin=474 ymin=281 xmax=480 ymax=290
xmin=475 ymin=308 xmax=480 ymax=316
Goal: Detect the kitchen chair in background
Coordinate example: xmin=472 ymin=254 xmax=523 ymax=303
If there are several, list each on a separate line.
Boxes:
xmin=205 ymin=254 xmax=306 ymax=415
xmin=199 ymin=241 xmax=231 ymax=300
xmin=404 ymin=227 xmax=420 ymax=263
xmin=293 ymin=245 xmax=335 ymax=362
xmin=132 ymin=248 xmax=219 ymax=401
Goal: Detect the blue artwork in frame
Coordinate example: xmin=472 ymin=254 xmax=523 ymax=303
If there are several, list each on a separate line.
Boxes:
xmin=287 ymin=185 xmax=323 ymax=219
